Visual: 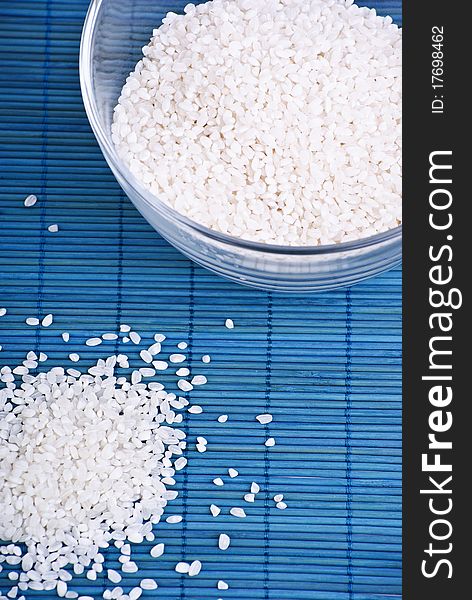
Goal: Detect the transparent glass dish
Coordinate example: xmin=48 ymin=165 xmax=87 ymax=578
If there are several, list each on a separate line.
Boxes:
xmin=79 ymin=0 xmax=402 ymax=292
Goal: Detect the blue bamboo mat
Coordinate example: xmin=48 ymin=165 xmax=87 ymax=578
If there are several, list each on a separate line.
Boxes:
xmin=0 ymin=1 xmax=402 ymax=599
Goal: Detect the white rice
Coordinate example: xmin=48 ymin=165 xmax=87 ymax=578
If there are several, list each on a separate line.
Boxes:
xmin=112 ymin=0 xmax=402 ymax=246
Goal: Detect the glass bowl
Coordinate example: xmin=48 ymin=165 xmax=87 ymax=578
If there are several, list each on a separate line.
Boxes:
xmin=79 ymin=0 xmax=402 ymax=292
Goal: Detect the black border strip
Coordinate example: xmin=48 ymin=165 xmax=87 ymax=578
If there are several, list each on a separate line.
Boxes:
xmin=403 ymin=1 xmax=468 ymax=597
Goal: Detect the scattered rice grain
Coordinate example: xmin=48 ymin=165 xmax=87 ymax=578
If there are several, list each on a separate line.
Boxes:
xmin=175 ymin=562 xmax=190 ymax=574
xmin=217 ymin=580 xmax=229 ymax=590
xmin=188 ymin=560 xmax=202 ymax=577
xmin=166 ymin=515 xmax=183 ymax=524
xmin=218 ymin=534 xmax=230 ymax=551
xmin=150 ymin=543 xmax=164 ymax=558
xmin=129 ymin=332 xmax=141 ymax=345
xmin=24 ymin=194 xmax=37 ymax=208
xmin=139 ymin=579 xmax=158 ymax=591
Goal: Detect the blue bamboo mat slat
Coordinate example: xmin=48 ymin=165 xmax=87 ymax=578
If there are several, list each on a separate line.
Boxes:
xmin=0 ymin=1 xmax=402 ymax=599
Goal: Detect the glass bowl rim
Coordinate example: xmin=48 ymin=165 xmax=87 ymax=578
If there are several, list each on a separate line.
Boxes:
xmin=79 ymin=0 xmax=402 ymax=257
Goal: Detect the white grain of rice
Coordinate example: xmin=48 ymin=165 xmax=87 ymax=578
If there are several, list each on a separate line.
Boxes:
xmin=187 ymin=405 xmax=202 ymax=414
xmin=154 ymin=333 xmax=166 ymax=342
xmin=68 ymin=353 xmax=80 ymax=363
xmin=228 ymin=468 xmax=238 ymax=478
xmin=21 ymin=556 xmax=33 ymax=572
xmin=177 ymin=342 xmax=188 ymax=350
xmin=174 ymin=457 xmax=187 ymax=471
xmin=230 ymin=507 xmax=246 ymax=518
xmin=150 ymin=543 xmax=165 ymax=558
xmin=175 ymin=562 xmax=190 ymax=574
xmin=85 ymin=337 xmax=102 ymax=347
xmin=217 ymin=580 xmax=229 ymax=590
xmin=210 ymin=505 xmax=221 ymax=517
xmin=120 ymin=324 xmax=131 ymax=332
xmin=38 ymin=352 xmax=47 ymax=362
xmin=13 ymin=366 xmax=28 ymax=375
xmin=57 ymin=581 xmax=67 ymax=597
xmin=102 ymin=333 xmax=118 ymax=340
xmin=274 ymin=494 xmax=284 ymax=502
xmin=170 ymin=353 xmax=186 ymax=364
xmin=129 ymin=331 xmax=141 ymax=344
xmin=61 ymin=332 xmax=70 ymax=342
xmin=24 ymin=194 xmax=37 ymax=208
xmin=139 ymin=579 xmax=158 ymax=591
xmin=26 ymin=318 xmax=39 ymax=326
xmin=47 ymin=224 xmax=59 ymax=233
xmin=196 ymin=444 xmax=207 ymax=453
xmin=251 ymin=482 xmax=260 ymax=494
xmin=140 ymin=349 xmax=153 ymax=363
xmin=153 ymin=360 xmax=168 ymax=370
xmin=217 ymin=415 xmax=228 ymax=423
xmin=176 ymin=367 xmax=190 ymax=377
xmin=256 ymin=414 xmax=273 ymax=425
xmin=213 ymin=477 xmax=224 ymax=487
xmin=121 ymin=562 xmax=138 ymax=574
xmin=129 ymin=587 xmax=143 ymax=600
xmin=86 ymin=570 xmax=97 ymax=581
xmin=148 ymin=342 xmax=161 ymax=355
xmin=0 ymin=308 xmax=6 ymax=317
xmin=265 ymin=437 xmax=276 ymax=447
xmin=244 ymin=493 xmax=255 ymax=503
xmin=218 ymin=534 xmax=230 ymax=551
xmin=23 ymin=360 xmax=37 ymax=369
xmin=276 ymin=502 xmax=288 ymax=510
xmin=178 ymin=379 xmax=193 ymax=392
xmin=139 ymin=367 xmax=155 ymax=377
xmin=188 ymin=560 xmax=202 ymax=577
xmin=191 ymin=375 xmax=207 ymax=386
xmin=166 ymin=515 xmax=183 ymax=524
xmin=41 ymin=314 xmax=53 ymax=327
xmin=224 ymin=319 xmax=234 ymax=329
xmin=107 ymin=570 xmax=122 ymax=584
xmin=201 ymin=355 xmax=211 ymax=364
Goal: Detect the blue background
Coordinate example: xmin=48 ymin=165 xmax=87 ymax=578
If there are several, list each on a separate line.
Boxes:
xmin=0 ymin=1 xmax=401 ymax=599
